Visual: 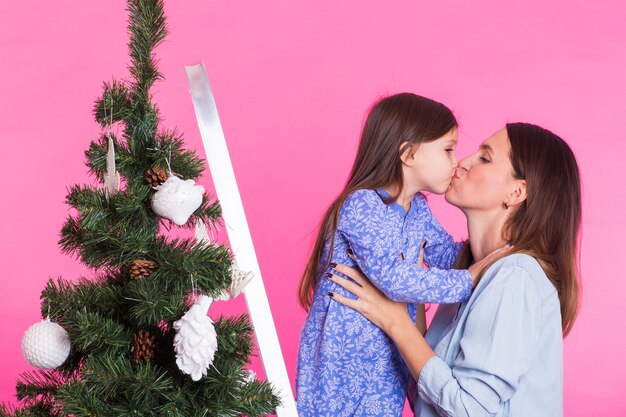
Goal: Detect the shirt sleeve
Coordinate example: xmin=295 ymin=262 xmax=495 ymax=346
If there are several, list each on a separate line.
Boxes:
xmin=417 ymin=265 xmax=543 ymax=416
xmin=337 ymin=190 xmax=472 ymax=304
xmin=421 ymin=206 xmax=465 ymax=270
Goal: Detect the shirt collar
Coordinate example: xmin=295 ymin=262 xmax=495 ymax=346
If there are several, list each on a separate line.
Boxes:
xmin=376 ymin=188 xmax=416 ymax=217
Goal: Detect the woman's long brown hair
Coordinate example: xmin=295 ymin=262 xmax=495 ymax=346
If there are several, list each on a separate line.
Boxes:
xmin=298 ymin=93 xmax=457 ymax=310
xmin=456 ymin=123 xmax=582 ymax=336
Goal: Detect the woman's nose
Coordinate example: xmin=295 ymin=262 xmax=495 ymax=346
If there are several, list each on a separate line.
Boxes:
xmin=458 ymin=155 xmax=472 ymax=171
xmin=454 ymin=166 xmax=468 ymax=178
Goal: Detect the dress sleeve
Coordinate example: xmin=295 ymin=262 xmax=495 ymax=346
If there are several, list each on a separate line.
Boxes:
xmin=421 ymin=208 xmax=465 ymax=270
xmin=337 ymin=190 xmax=472 ymax=304
xmin=417 ymin=266 xmax=543 ymax=416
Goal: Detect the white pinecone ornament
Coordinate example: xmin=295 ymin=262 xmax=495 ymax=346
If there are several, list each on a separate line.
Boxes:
xmin=173 ymin=295 xmax=218 ymax=381
xmin=151 ymin=176 xmax=205 ymax=226
xmin=22 ymin=318 xmax=71 ymax=369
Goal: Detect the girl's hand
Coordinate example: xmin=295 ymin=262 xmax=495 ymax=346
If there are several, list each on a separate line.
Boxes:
xmin=468 ymin=246 xmax=510 ymax=288
xmin=327 ymin=264 xmax=412 ymax=335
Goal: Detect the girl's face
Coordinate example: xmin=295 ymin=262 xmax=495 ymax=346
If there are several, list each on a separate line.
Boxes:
xmin=445 ymin=128 xmax=515 ymax=211
xmin=409 ymin=128 xmax=459 ymax=194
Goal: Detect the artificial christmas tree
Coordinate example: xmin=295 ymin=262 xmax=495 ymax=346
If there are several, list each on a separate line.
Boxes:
xmin=0 ymin=0 xmax=279 ymax=416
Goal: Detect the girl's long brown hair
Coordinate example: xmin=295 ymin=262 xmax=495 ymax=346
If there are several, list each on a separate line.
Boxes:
xmin=298 ymin=93 xmax=457 ymax=310
xmin=456 ymin=122 xmax=582 ymax=336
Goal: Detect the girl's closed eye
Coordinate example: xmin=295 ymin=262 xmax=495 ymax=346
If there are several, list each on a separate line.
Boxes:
xmin=479 ymin=155 xmax=490 ymax=163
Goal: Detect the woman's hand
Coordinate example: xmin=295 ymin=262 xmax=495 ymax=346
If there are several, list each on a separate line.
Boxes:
xmin=327 ymin=264 xmax=413 ymax=335
xmin=328 ymin=263 xmax=436 ymax=379
xmin=468 ymin=245 xmax=511 ymax=287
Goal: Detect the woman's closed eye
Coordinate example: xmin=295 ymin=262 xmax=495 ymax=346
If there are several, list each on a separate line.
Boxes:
xmin=479 ymin=155 xmax=491 ymax=163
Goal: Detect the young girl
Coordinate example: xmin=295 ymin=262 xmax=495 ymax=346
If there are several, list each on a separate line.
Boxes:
xmin=296 ymin=93 xmax=481 ymax=416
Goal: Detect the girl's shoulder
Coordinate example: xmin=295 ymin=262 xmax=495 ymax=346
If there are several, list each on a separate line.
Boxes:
xmin=411 ymin=192 xmax=432 ymax=212
xmin=343 ymin=189 xmax=388 ymax=208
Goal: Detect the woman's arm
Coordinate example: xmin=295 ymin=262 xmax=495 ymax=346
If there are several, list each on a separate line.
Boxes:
xmin=329 ymin=261 xmax=543 ymax=417
xmin=326 ymin=264 xmax=434 ymax=380
xmin=415 ymin=304 xmax=426 ymax=336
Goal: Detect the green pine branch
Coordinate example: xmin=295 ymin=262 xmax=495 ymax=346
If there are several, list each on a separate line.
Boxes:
xmin=127 ymin=0 xmax=168 ymax=97
xmin=125 ymin=238 xmax=232 ymax=326
xmin=213 ymin=315 xmax=255 ymax=363
xmin=0 ymin=403 xmax=58 ymax=417
xmin=236 ymin=380 xmax=282 ymax=417
xmin=14 ymin=370 xmax=67 ymax=407
xmin=41 ymin=277 xmax=126 ymax=322
xmin=80 ymin=356 xmax=174 ymax=407
xmin=58 ymin=208 xmax=156 ymax=268
xmin=53 ymin=380 xmax=105 ymax=417
xmin=153 ymin=237 xmax=232 ymax=295
xmin=93 ymin=81 xmax=134 ymax=127
xmin=70 ymin=311 xmax=132 ymax=355
xmin=147 ymin=130 xmax=206 ymax=180
xmin=86 ymin=129 xmax=207 ymax=183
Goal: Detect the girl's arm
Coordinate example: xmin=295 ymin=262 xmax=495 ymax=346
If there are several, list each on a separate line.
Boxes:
xmin=325 ymin=265 xmax=436 ymax=379
xmin=328 ymin=263 xmax=543 ymax=417
xmin=338 ymin=190 xmax=473 ymax=304
xmin=420 ymin=205 xmax=466 ymax=270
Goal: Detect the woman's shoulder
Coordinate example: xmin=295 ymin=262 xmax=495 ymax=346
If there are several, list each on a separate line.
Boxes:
xmin=494 ymin=252 xmax=541 ymax=272
xmin=481 ymin=253 xmax=557 ymax=300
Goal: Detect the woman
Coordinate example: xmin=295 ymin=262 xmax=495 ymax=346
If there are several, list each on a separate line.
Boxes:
xmin=327 ymin=123 xmax=581 ymax=416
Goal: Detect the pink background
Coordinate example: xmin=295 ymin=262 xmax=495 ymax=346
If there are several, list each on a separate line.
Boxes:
xmin=1 ymin=1 xmax=625 ymax=415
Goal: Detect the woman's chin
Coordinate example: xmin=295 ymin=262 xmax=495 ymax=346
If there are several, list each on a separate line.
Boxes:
xmin=444 ymin=190 xmax=458 ymax=205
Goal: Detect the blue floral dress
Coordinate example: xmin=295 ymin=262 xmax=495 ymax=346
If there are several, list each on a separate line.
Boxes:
xmin=296 ymin=189 xmax=472 ymax=417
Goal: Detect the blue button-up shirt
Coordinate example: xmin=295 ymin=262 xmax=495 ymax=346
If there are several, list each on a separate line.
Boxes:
xmin=414 ymin=254 xmax=563 ymax=417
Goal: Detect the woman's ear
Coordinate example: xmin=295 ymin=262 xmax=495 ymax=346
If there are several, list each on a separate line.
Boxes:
xmin=505 ymin=179 xmax=527 ymax=208
xmin=399 ymin=142 xmax=417 ymax=166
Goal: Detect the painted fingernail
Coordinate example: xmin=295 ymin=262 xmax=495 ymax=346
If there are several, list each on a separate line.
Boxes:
xmin=327 ymin=292 xmax=334 ymax=298
xmin=422 ymin=241 xmax=428 ymax=249
xmin=347 ymin=248 xmax=354 ymax=255
xmin=325 ymin=272 xmax=333 ymax=278
xmin=329 ymin=262 xmax=337 ymax=268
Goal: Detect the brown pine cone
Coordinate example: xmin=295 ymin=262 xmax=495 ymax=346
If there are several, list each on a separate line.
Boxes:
xmin=130 ymin=330 xmax=156 ymax=363
xmin=146 ymin=166 xmax=168 ymax=187
xmin=129 ymin=259 xmax=157 ymax=280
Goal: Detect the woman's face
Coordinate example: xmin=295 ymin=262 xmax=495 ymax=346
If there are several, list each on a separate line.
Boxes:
xmin=445 ymin=128 xmax=515 ymax=211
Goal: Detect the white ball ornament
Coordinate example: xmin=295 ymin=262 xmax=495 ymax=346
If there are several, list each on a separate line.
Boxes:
xmin=22 ymin=318 xmax=71 ymax=369
xmin=173 ymin=295 xmax=218 ymax=381
xmin=151 ymin=176 xmax=205 ymax=226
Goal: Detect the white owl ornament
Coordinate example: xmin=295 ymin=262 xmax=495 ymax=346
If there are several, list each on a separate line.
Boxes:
xmin=151 ymin=176 xmax=205 ymax=226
